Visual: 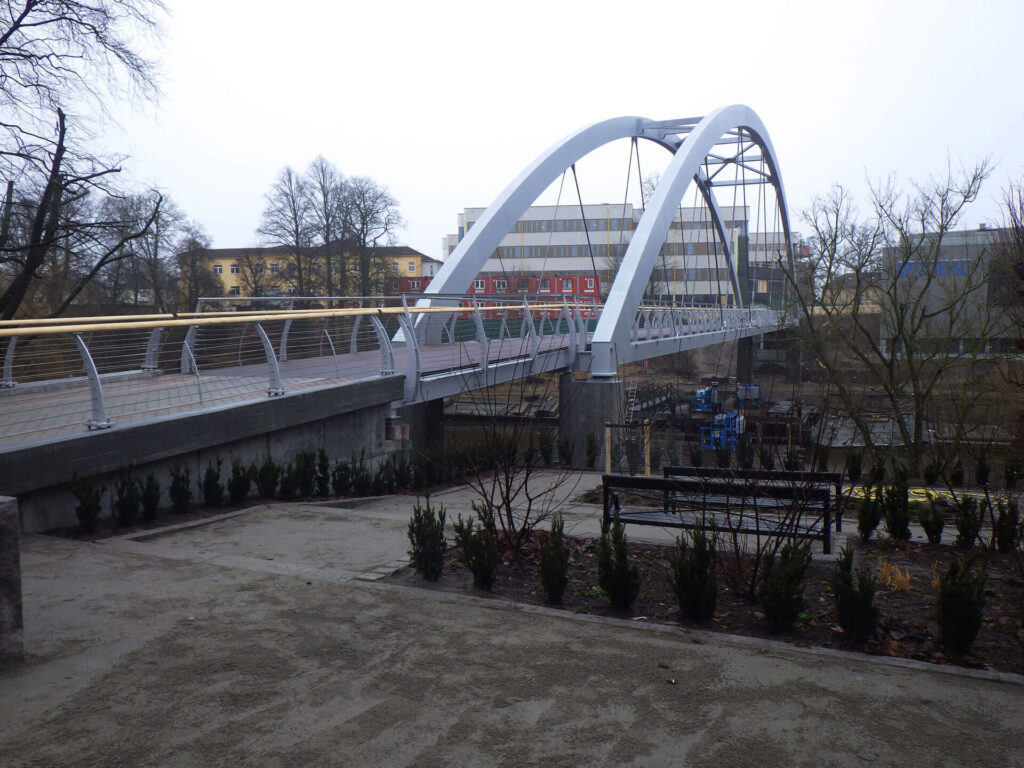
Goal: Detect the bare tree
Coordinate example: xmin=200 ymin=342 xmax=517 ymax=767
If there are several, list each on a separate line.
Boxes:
xmin=343 ymin=176 xmax=403 ymax=297
xmin=95 ymin=191 xmax=182 ymax=311
xmin=989 ymin=183 xmax=1024 ymax=346
xmin=175 ymin=223 xmax=221 ymax=311
xmin=0 ymin=0 xmax=162 ymax=124
xmin=455 ymin=368 xmax=581 ymax=555
xmin=0 ymin=110 xmax=163 ymax=318
xmin=233 ymin=249 xmax=286 ymax=298
xmin=0 ymin=1 xmax=170 ymax=319
xmin=304 ymin=156 xmax=349 ymax=297
xmin=781 ymin=162 xmax=999 ymax=475
xmin=257 ymin=167 xmax=312 ymax=295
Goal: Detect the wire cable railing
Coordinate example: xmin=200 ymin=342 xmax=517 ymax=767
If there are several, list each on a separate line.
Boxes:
xmin=0 ymin=295 xmax=783 ymax=447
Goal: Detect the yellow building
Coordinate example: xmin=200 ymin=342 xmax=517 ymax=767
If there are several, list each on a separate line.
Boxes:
xmin=182 ymin=244 xmax=432 ymax=298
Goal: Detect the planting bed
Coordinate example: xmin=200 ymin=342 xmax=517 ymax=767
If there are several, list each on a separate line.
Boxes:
xmin=390 ymin=533 xmax=1024 ymax=675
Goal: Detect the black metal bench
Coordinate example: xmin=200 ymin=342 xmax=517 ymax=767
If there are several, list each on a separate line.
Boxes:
xmin=602 ymin=467 xmax=841 ymax=553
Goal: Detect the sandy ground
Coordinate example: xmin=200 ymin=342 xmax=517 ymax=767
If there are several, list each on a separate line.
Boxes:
xmin=2 ymin=485 xmax=1023 ymax=767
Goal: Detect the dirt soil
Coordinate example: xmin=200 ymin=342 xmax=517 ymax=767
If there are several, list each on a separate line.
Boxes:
xmin=390 ymin=534 xmax=1024 ymax=676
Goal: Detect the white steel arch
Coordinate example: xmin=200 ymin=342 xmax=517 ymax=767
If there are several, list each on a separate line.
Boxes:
xmin=591 ymin=105 xmax=794 ymax=375
xmin=423 ymin=116 xmax=649 ymax=298
xmin=424 ymin=107 xmax=793 ymax=374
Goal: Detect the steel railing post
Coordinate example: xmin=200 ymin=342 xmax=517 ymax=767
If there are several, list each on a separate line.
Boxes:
xmin=2 ymin=335 xmax=17 ymax=388
xmin=73 ymin=333 xmax=112 ymax=429
xmin=254 ymin=323 xmax=285 ymax=396
xmin=143 ymin=327 xmax=163 ymax=370
xmin=472 ymin=300 xmax=489 ymax=370
xmin=180 ymin=325 xmax=198 ymax=374
xmin=369 ymin=315 xmax=395 ymax=376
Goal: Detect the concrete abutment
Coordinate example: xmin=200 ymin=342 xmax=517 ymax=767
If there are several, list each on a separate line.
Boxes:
xmin=1 ymin=376 xmax=406 ymax=533
xmin=559 ymin=373 xmax=624 ymax=470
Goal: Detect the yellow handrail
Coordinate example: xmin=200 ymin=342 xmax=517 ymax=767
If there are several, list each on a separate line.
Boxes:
xmin=0 ymin=302 xmax=589 ymax=338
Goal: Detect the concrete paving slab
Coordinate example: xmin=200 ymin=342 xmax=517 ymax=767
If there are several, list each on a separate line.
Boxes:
xmin=108 ymin=503 xmax=413 ymax=579
xmin=0 ymin=494 xmax=1022 ymax=767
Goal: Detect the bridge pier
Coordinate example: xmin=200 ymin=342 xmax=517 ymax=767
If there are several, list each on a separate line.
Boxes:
xmin=559 ymin=373 xmax=624 ymax=470
xmin=737 ymin=337 xmax=753 ymax=385
xmin=397 ymin=399 xmax=446 ymax=454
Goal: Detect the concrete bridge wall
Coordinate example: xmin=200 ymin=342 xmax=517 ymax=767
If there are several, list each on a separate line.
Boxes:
xmin=0 ymin=376 xmax=405 ymax=533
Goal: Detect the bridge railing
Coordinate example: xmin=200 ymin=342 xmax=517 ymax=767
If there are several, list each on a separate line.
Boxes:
xmin=393 ymin=294 xmax=598 ymax=400
xmin=0 ymin=297 xmax=598 ymax=443
xmin=630 ymin=303 xmax=779 ymax=343
xmin=0 ymin=297 xmax=783 ymax=444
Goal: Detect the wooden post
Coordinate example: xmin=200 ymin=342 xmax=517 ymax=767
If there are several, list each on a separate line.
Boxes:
xmin=644 ymin=419 xmax=652 ymax=476
xmin=604 ymin=421 xmax=612 ymax=475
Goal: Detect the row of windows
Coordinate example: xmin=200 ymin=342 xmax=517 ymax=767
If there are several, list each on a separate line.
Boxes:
xmin=471 ymin=277 xmax=597 ymax=293
xmin=511 ymin=218 xmax=636 ymax=234
xmin=214 ymin=260 xmax=411 ymax=278
xmin=495 ymin=240 xmax=765 ymax=261
xmin=472 ymin=218 xmax=746 ymax=234
xmin=214 ymin=263 xmax=283 ymax=276
xmin=898 ymin=260 xmax=972 ymax=278
xmin=650 ymin=268 xmax=733 ymax=283
xmin=496 ymin=244 xmax=629 ymax=261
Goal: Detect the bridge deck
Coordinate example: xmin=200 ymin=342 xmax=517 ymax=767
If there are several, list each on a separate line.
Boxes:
xmin=0 ymin=334 xmax=574 ymax=449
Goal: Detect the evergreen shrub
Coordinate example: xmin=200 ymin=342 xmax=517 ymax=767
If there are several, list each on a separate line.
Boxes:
xmin=71 ymin=473 xmax=103 ymax=533
xmin=759 ymin=541 xmax=812 ymax=632
xmin=227 ymin=460 xmax=251 ymax=504
xmin=668 ymin=525 xmax=718 ymax=620
xmin=937 ymin=557 xmax=986 ymax=657
xmin=597 ymin=514 xmax=640 ymax=611
xmin=407 ymin=496 xmax=447 ymax=581
xmin=454 ymin=501 xmax=500 ymax=590
xmin=256 ymin=457 xmax=279 ymax=498
xmin=113 ymin=469 xmax=141 ymax=527
xmin=829 ymin=544 xmax=878 ymax=642
xmin=169 ymin=464 xmax=192 ymax=514
xmin=538 ymin=514 xmax=570 ymax=603
xmin=202 ymin=459 xmax=223 ymax=506
xmin=140 ymin=473 xmax=160 ymax=522
xmin=954 ymin=497 xmax=983 ymax=548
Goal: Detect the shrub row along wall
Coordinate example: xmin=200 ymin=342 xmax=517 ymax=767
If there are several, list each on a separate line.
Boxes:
xmin=0 ymin=376 xmax=405 ymax=533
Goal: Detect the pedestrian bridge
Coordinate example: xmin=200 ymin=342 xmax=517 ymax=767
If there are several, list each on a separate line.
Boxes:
xmin=0 ymin=104 xmax=795 ymax=449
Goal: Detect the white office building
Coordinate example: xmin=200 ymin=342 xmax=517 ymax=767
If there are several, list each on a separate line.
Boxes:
xmin=443 ymin=203 xmax=793 ymax=306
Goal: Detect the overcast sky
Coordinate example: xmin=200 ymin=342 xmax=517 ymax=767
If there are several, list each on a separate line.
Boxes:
xmin=105 ymin=0 xmax=1024 ymax=259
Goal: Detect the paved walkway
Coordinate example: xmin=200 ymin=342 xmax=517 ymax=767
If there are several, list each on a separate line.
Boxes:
xmin=2 ymin=484 xmax=1022 ymax=767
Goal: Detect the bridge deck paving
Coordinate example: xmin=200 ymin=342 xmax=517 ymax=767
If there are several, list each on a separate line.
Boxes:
xmin=1 ymin=480 xmax=1021 ymax=766
xmin=0 ymin=333 xmax=578 ymax=448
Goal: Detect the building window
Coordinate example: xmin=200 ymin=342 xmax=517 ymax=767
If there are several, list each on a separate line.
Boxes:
xmin=270 ymin=263 xmax=279 ymax=274
xmin=213 ymin=264 xmax=223 ymax=275
xmin=409 ymin=279 xmax=421 ymax=289
xmin=228 ymin=286 xmax=240 ymax=296
xmin=516 ymin=278 xmax=530 ymax=293
xmin=230 ymin=264 xmax=240 ymax=274
xmin=391 ymin=262 xmax=398 ymax=272
xmin=474 ymin=278 xmax=486 ymax=291
xmin=585 ymin=277 xmax=595 ymax=291
xmin=494 ymin=279 xmax=507 ymax=291
xmin=539 ymin=278 xmax=551 ymax=292
xmin=408 ymin=261 xmax=415 ymax=272
xmin=392 ymin=280 xmax=400 ymax=290
xmin=253 ymin=264 xmax=264 ymax=274
xmin=561 ymin=278 xmax=573 ymax=292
